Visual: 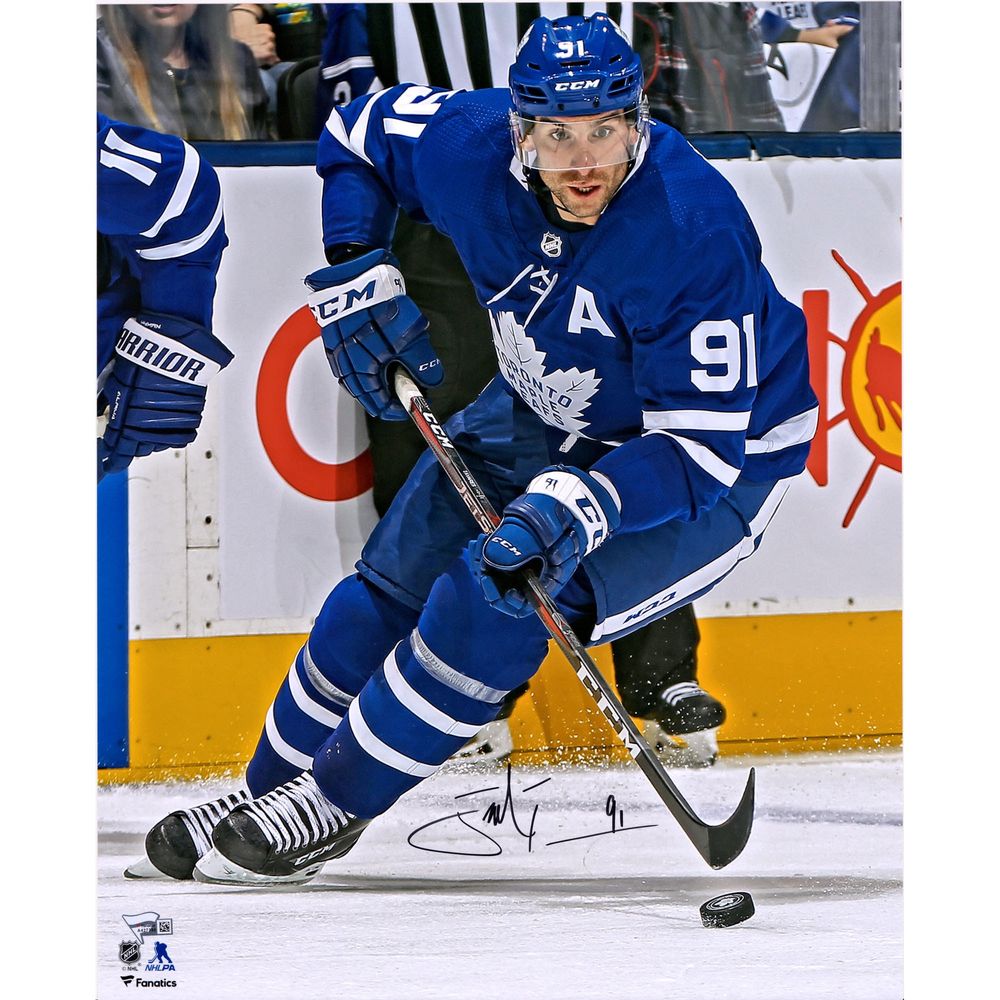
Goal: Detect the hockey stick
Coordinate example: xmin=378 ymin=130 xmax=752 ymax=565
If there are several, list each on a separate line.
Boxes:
xmin=393 ymin=368 xmax=755 ymax=869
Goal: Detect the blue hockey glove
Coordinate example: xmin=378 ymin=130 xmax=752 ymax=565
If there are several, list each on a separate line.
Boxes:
xmin=475 ymin=466 xmax=622 ymax=618
xmin=97 ymin=312 xmax=233 ymax=479
xmin=306 ymin=249 xmax=443 ymax=420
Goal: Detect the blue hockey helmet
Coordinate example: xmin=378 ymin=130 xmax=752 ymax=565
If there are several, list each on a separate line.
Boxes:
xmin=509 ymin=12 xmax=644 ymax=117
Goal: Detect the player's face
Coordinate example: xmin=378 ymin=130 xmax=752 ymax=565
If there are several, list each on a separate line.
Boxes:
xmin=518 ymin=112 xmax=636 ymax=225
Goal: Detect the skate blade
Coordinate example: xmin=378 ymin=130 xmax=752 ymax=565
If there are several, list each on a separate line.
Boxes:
xmin=644 ymin=722 xmax=720 ymax=768
xmin=193 ymin=847 xmax=321 ymax=887
xmin=123 ymin=856 xmax=174 ymax=880
xmin=451 ymin=720 xmax=514 ymax=765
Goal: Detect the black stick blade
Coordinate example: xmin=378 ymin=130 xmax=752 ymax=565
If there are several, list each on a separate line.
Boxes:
xmin=702 ymin=766 xmax=755 ymax=869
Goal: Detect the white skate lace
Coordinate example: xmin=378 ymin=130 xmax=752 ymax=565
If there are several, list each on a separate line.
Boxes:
xmin=243 ymin=773 xmax=351 ymax=854
xmin=178 ymin=790 xmax=252 ymax=856
xmin=662 ymin=682 xmax=707 ymax=705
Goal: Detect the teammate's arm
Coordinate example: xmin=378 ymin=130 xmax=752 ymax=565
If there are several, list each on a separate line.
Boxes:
xmin=97 ymin=115 xmax=232 ymax=477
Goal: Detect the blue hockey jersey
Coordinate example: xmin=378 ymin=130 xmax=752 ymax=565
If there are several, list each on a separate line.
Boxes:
xmin=97 ymin=114 xmax=227 ymax=374
xmin=317 ymin=86 xmax=818 ymax=533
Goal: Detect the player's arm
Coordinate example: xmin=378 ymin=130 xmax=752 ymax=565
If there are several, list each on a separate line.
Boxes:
xmin=97 ymin=113 xmax=228 ymax=325
xmin=316 ymin=83 xmax=460 ymax=251
xmin=590 ymin=228 xmax=763 ymax=531
xmin=97 ymin=115 xmax=232 ymax=477
xmin=308 ymin=86 xmax=461 ymax=419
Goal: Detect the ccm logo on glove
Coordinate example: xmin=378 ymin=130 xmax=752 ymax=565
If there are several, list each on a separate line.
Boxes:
xmin=308 ymin=263 xmax=405 ymax=325
xmin=115 ymin=317 xmax=224 ymax=386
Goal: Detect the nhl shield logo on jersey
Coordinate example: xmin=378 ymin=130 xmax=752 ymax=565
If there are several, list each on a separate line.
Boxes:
xmin=540 ymin=232 xmax=563 ymax=258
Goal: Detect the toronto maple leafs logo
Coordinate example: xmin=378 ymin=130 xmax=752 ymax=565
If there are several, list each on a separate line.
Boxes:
xmin=488 ymin=310 xmax=601 ymax=433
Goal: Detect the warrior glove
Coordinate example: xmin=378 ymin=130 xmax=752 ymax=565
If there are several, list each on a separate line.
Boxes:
xmin=98 ymin=312 xmax=233 ymax=479
xmin=475 ymin=466 xmax=622 ymax=618
xmin=306 ymin=249 xmax=443 ymax=420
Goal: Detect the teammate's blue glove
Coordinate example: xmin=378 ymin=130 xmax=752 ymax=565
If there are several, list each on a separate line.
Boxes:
xmin=306 ymin=249 xmax=443 ymax=420
xmin=97 ymin=312 xmax=233 ymax=479
xmin=475 ymin=466 xmax=622 ymax=618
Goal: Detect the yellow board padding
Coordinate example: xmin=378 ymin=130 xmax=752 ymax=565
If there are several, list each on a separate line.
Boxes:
xmin=99 ymin=610 xmax=901 ymax=785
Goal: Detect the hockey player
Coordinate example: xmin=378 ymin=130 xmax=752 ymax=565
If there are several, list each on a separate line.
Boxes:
xmin=97 ymin=113 xmax=233 ymax=479
xmin=319 ymin=1 xmax=728 ymax=769
xmin=128 ymin=12 xmax=817 ymax=886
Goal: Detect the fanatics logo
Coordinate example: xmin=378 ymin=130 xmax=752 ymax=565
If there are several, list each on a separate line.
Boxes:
xmin=540 ymin=232 xmax=563 ymax=258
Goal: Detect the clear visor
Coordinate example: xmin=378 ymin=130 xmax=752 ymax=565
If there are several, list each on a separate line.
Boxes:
xmin=510 ymin=101 xmax=649 ymax=173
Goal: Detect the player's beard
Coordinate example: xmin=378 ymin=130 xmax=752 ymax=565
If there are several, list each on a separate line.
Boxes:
xmin=539 ymin=160 xmax=629 ymax=225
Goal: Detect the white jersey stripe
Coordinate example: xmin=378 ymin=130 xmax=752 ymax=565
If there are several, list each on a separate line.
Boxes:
xmin=411 ymin=629 xmax=508 ymax=703
xmin=382 ymin=650 xmax=481 ymax=737
xmin=137 ymin=194 xmax=223 ymax=260
xmin=288 ymin=657 xmax=344 ymax=729
xmin=644 ymin=409 xmax=752 ymax=432
xmin=100 ymin=149 xmax=156 ymax=186
xmin=141 ymin=140 xmax=199 ymax=239
xmin=103 ymin=126 xmax=163 ymax=164
xmin=592 ymin=477 xmax=794 ymax=641
xmin=384 ymin=118 xmax=426 ymax=138
xmin=264 ymin=705 xmax=313 ymax=770
xmin=348 ymin=700 xmax=439 ymax=777
xmin=350 ymin=89 xmax=389 ymax=165
xmin=745 ymin=406 xmax=819 ymax=454
xmin=302 ymin=643 xmax=353 ymax=707
xmin=658 ymin=432 xmax=742 ymax=486
xmin=322 ymin=55 xmax=375 ymax=78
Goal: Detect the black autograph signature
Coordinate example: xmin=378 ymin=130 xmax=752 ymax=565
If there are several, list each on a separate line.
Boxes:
xmin=406 ymin=763 xmax=658 ymax=856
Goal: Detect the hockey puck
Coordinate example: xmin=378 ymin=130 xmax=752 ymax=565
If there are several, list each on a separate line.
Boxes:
xmin=699 ymin=891 xmax=755 ymax=928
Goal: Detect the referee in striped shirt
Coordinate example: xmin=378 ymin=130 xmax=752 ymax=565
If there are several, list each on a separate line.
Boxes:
xmin=316 ymin=3 xmax=725 ymax=766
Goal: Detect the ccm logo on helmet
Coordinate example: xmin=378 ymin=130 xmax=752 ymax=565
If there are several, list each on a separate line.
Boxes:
xmin=554 ymin=80 xmax=601 ymax=92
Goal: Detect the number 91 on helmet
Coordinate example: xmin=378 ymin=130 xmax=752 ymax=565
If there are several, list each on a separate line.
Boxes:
xmin=508 ymin=12 xmax=650 ymax=174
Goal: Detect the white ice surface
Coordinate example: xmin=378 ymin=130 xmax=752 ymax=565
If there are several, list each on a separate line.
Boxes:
xmin=98 ymin=750 xmax=902 ymax=1000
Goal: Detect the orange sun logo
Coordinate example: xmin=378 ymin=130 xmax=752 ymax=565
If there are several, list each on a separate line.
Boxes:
xmin=804 ymin=251 xmax=902 ymax=527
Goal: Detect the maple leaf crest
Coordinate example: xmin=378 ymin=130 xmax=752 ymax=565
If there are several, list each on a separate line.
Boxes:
xmin=489 ymin=310 xmax=601 ymax=434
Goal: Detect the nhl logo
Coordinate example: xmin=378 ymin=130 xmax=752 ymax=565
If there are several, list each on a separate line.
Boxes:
xmin=119 ymin=940 xmax=141 ymax=965
xmin=540 ymin=232 xmax=563 ymax=258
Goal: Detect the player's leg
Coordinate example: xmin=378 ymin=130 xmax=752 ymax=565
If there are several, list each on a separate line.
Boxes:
xmin=611 ymin=606 xmax=727 ymax=766
xmin=582 ymin=475 xmax=798 ymax=766
xmin=125 ymin=574 xmax=420 ymax=881
xmin=134 ymin=382 xmax=546 ymax=881
xmin=195 ymin=548 xmax=591 ymax=885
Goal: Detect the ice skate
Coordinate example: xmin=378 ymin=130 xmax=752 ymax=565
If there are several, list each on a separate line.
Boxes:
xmin=192 ymin=772 xmax=369 ymax=886
xmin=645 ymin=682 xmax=726 ymax=768
xmin=452 ymin=718 xmax=514 ymax=765
xmin=451 ymin=682 xmax=526 ymax=766
xmin=124 ymin=789 xmax=252 ymax=880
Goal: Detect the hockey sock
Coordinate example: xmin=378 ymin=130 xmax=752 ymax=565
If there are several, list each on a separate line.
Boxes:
xmin=312 ymin=547 xmax=551 ymax=818
xmin=246 ymin=574 xmax=419 ymax=797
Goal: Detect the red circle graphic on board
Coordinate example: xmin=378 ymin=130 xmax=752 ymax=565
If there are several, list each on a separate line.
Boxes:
xmin=255 ymin=306 xmax=372 ymax=501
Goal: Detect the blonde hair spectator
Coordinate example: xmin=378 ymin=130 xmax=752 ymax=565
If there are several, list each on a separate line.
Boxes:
xmin=97 ymin=4 xmax=269 ymax=140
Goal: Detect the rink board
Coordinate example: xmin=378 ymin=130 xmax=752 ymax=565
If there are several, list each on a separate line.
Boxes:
xmin=98 ymin=609 xmax=900 ymax=784
xmin=100 ymin=153 xmax=902 ymax=778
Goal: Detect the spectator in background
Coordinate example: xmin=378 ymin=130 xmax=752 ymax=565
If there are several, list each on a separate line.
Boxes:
xmin=633 ymin=2 xmax=785 ymax=132
xmin=760 ymin=2 xmax=859 ymax=131
xmin=229 ymin=4 xmax=327 ymax=117
xmin=98 ymin=3 xmax=270 ymax=140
